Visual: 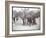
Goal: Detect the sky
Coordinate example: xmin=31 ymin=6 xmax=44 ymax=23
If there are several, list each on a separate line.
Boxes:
xmin=13 ymin=8 xmax=40 ymax=13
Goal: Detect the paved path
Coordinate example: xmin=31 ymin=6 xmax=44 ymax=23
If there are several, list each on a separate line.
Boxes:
xmin=12 ymin=18 xmax=40 ymax=31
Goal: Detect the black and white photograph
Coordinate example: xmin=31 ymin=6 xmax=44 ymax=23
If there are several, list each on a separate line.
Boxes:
xmin=5 ymin=1 xmax=45 ymax=37
xmin=12 ymin=7 xmax=40 ymax=31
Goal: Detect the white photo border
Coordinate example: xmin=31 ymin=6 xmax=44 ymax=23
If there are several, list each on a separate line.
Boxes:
xmin=9 ymin=4 xmax=43 ymax=34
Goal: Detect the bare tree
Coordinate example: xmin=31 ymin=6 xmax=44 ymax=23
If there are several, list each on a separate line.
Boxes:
xmin=21 ymin=8 xmax=29 ymax=25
